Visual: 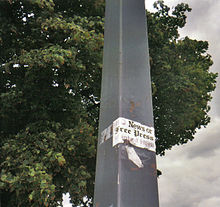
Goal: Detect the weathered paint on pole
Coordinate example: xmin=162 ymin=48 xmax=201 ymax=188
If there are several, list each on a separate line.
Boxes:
xmin=93 ymin=0 xmax=159 ymax=206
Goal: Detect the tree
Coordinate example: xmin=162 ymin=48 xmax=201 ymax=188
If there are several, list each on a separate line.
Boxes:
xmin=147 ymin=2 xmax=217 ymax=155
xmin=0 ymin=0 xmax=217 ymax=206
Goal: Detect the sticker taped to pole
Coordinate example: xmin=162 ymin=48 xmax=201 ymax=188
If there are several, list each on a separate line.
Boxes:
xmin=113 ymin=117 xmax=156 ymax=152
xmin=100 ymin=117 xmax=156 ymax=152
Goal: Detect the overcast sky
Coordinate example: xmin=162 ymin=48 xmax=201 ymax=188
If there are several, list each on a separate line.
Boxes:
xmin=144 ymin=0 xmax=220 ymax=207
xmin=63 ymin=0 xmax=220 ymax=206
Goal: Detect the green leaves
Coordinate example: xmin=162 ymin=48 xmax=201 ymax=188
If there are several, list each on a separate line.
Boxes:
xmin=148 ymin=2 xmax=217 ymax=155
xmin=55 ymin=153 xmax=66 ymax=166
xmin=0 ymin=120 xmax=96 ymax=206
xmin=32 ymin=0 xmax=55 ymax=12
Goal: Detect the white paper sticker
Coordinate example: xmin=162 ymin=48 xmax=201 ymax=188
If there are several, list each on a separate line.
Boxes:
xmin=100 ymin=124 xmax=113 ymax=145
xmin=112 ymin=117 xmax=156 ymax=152
xmin=125 ymin=145 xmax=144 ymax=168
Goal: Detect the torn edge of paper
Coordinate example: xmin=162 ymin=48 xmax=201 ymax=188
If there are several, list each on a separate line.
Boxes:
xmin=125 ymin=145 xmax=144 ymax=168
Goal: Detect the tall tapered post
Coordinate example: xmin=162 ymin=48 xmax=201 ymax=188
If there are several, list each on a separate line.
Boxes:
xmin=93 ymin=0 xmax=159 ymax=206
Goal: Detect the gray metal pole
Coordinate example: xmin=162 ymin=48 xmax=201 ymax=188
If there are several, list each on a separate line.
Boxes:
xmin=93 ymin=0 xmax=159 ymax=206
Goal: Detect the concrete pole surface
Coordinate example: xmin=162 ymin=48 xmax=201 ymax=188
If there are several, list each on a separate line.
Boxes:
xmin=93 ymin=0 xmax=159 ymax=206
